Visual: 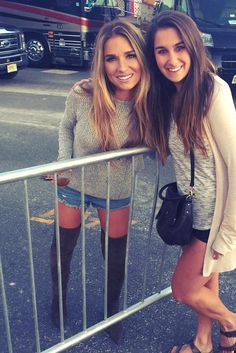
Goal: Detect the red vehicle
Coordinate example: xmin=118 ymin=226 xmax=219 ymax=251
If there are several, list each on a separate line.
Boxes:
xmin=0 ymin=0 xmax=121 ymax=67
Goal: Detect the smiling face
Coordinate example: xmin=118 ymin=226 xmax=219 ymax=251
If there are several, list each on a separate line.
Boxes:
xmin=154 ymin=27 xmax=191 ymax=91
xmin=104 ymin=35 xmax=142 ymax=101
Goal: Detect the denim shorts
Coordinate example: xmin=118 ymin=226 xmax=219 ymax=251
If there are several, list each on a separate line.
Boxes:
xmin=192 ymin=228 xmax=210 ymax=243
xmin=57 ymin=186 xmax=130 ymax=210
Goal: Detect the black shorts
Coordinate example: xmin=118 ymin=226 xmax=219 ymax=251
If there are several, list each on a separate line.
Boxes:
xmin=192 ymin=228 xmax=210 ymax=243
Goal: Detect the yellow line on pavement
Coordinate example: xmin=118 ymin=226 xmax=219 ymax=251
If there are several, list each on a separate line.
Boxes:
xmin=31 ymin=209 xmax=137 ymax=227
xmin=39 ymin=209 xmax=55 ymax=218
xmin=85 ymin=218 xmax=100 ymax=229
xmin=31 ymin=217 xmax=54 ymax=224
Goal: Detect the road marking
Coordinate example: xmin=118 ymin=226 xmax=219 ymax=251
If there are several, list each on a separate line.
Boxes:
xmin=39 ymin=209 xmax=55 ymax=218
xmin=85 ymin=217 xmax=100 ymax=228
xmin=0 ymin=86 xmax=69 ymax=97
xmin=31 ymin=217 xmax=54 ymax=224
xmin=42 ymin=69 xmax=79 ymax=75
xmin=31 ymin=209 xmax=137 ymax=227
xmin=0 ymin=119 xmax=59 ymax=130
xmin=0 ymin=108 xmax=62 ymax=129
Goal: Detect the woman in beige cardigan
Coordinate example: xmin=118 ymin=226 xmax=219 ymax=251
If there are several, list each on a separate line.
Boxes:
xmin=146 ymin=11 xmax=236 ymax=353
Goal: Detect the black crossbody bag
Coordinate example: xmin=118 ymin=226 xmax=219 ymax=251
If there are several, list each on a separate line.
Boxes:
xmin=155 ymin=150 xmax=195 ymax=246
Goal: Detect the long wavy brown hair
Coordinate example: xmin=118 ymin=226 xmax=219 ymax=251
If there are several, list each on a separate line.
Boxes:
xmin=145 ymin=11 xmax=216 ymax=161
xmin=82 ymin=18 xmax=150 ymax=151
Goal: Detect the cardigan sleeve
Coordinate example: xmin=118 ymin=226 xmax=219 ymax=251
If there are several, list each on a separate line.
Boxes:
xmin=208 ymin=77 xmax=236 ymax=255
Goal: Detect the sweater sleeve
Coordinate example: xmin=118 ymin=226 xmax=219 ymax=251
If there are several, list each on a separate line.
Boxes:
xmin=208 ymin=78 xmax=236 ymax=255
xmin=58 ymin=88 xmax=78 ymax=161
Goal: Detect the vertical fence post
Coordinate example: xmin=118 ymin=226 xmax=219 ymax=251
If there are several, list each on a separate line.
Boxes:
xmin=0 ymin=254 xmax=13 ymax=353
xmin=141 ymin=156 xmax=160 ymax=299
xmin=81 ymin=166 xmax=87 ymax=330
xmin=24 ymin=179 xmax=41 ymax=353
xmin=104 ymin=161 xmax=111 ymax=319
xmin=53 ymin=174 xmax=65 ymax=341
xmin=123 ymin=156 xmax=136 ymax=309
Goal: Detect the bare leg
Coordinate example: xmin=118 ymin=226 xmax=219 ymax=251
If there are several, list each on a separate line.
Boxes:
xmin=194 ymin=273 xmax=219 ymax=351
xmin=170 ymin=239 xmax=236 ymax=353
xmin=97 ymin=206 xmax=130 ymax=238
xmin=58 ymin=201 xmax=82 ymax=228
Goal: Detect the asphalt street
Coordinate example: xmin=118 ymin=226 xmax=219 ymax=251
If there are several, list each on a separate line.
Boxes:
xmin=0 ymin=67 xmax=236 ymax=353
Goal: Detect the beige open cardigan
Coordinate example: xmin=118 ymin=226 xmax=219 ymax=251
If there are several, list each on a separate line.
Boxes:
xmin=203 ymin=75 xmax=236 ymax=277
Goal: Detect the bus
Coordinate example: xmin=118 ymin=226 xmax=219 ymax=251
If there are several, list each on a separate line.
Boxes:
xmin=0 ymin=0 xmax=121 ymax=67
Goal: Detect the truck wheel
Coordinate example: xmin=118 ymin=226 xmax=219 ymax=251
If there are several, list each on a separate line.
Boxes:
xmin=26 ymin=35 xmax=51 ymax=67
xmin=0 ymin=72 xmax=18 ymax=79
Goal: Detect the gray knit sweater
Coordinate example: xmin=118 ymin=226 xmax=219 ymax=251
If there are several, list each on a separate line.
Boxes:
xmin=58 ymin=86 xmax=143 ymax=199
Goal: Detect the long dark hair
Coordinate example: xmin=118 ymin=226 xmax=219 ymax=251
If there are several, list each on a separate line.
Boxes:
xmin=145 ymin=11 xmax=215 ymax=161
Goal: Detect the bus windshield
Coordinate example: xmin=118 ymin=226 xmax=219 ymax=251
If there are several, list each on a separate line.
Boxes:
xmin=192 ymin=0 xmax=236 ymax=27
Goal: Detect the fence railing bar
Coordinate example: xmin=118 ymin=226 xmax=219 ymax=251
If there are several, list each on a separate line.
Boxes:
xmin=41 ymin=286 xmax=171 ymax=353
xmin=141 ymin=155 xmax=160 ymax=300
xmin=0 ymin=148 xmax=152 ymax=185
xmin=0 ymin=148 xmax=175 ymax=353
xmin=0 ymin=255 xmax=13 ymax=353
xmin=24 ymin=179 xmax=41 ymax=353
xmin=104 ymin=161 xmax=111 ymax=320
xmin=123 ymin=156 xmax=136 ymax=310
xmin=53 ymin=175 xmax=65 ymax=341
xmin=81 ymin=166 xmax=87 ymax=330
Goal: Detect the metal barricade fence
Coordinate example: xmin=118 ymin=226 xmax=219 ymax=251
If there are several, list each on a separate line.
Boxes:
xmin=0 ymin=147 xmax=172 ymax=353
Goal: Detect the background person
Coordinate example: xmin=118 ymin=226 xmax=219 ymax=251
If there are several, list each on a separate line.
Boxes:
xmin=50 ymin=18 xmax=150 ymax=344
xmin=146 ymin=11 xmax=236 ymax=353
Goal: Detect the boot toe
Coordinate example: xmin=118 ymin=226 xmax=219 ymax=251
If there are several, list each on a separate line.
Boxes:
xmin=51 ymin=299 xmax=67 ymax=328
xmin=106 ymin=321 xmax=123 ymax=344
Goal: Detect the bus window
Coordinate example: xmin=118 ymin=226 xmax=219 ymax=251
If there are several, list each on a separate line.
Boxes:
xmin=176 ymin=0 xmax=189 ymax=14
xmin=196 ymin=0 xmax=236 ymax=27
xmin=155 ymin=0 xmax=174 ymax=12
xmin=56 ymin=0 xmax=79 ymax=13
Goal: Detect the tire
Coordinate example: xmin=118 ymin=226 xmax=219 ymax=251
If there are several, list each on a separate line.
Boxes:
xmin=0 ymin=71 xmax=18 ymax=79
xmin=26 ymin=34 xmax=51 ymax=67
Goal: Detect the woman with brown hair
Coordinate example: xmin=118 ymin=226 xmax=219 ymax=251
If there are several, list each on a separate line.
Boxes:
xmin=50 ymin=18 xmax=150 ymax=344
xmin=146 ymin=11 xmax=236 ymax=353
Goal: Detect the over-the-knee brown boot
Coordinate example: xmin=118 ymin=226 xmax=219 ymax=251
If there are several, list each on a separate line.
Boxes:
xmin=50 ymin=226 xmax=80 ymax=327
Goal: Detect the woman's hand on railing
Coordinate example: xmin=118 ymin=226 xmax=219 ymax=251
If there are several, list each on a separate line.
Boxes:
xmin=40 ymin=161 xmax=71 ymax=187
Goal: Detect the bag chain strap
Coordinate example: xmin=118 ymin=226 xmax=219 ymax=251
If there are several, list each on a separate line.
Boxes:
xmin=189 ymin=149 xmax=195 ymax=197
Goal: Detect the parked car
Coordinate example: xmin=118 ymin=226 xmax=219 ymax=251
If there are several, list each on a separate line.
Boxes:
xmin=0 ymin=24 xmax=28 ymax=79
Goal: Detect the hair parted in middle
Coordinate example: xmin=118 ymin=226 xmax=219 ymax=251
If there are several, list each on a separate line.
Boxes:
xmin=88 ymin=18 xmax=150 ymax=151
xmin=145 ymin=10 xmax=216 ymax=161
